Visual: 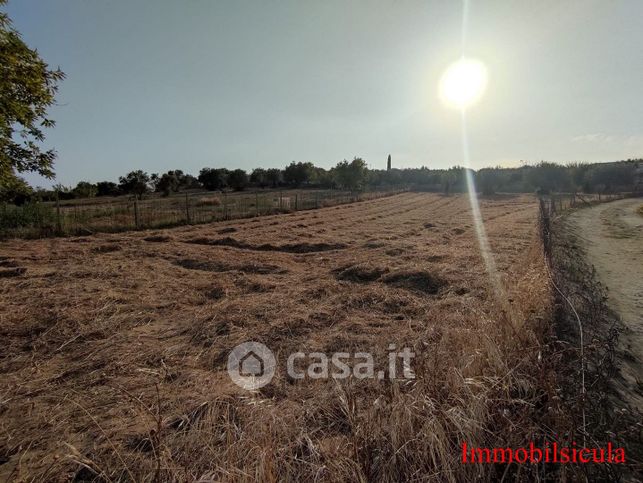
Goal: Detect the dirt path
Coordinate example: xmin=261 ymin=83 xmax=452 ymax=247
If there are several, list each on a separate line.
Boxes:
xmin=569 ymin=198 xmax=643 ymax=408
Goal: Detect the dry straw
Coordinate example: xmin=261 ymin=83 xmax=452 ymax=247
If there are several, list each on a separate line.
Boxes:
xmin=0 ymin=193 xmax=554 ymax=481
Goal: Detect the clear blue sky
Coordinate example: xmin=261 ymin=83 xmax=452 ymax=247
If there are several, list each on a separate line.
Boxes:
xmin=6 ymin=0 xmax=643 ymax=188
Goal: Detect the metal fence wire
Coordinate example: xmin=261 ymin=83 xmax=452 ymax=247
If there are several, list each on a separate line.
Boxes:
xmin=0 ymin=187 xmax=407 ymax=238
xmin=537 ymin=191 xmax=630 ymax=259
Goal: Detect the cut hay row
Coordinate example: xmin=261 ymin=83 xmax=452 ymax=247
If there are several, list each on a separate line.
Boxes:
xmin=0 ymin=193 xmax=555 ymax=481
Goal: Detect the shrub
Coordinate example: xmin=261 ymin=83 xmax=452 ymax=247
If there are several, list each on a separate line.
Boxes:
xmin=0 ymin=202 xmax=57 ymax=230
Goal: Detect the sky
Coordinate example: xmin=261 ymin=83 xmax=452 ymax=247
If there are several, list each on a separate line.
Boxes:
xmin=6 ymin=0 xmax=643 ymax=188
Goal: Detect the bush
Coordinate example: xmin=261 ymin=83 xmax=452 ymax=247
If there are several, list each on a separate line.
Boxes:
xmin=0 ymin=202 xmax=57 ymax=230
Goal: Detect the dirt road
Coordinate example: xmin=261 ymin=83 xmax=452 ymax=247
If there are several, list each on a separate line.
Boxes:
xmin=569 ymin=198 xmax=643 ymax=408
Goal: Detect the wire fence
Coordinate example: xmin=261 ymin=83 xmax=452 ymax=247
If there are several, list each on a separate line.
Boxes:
xmin=544 ymin=191 xmax=631 ymax=214
xmin=538 ymin=191 xmax=635 ymax=257
xmin=0 ymin=187 xmax=407 ymax=239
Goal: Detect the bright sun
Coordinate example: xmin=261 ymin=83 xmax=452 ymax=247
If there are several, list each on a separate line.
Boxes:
xmin=439 ymin=58 xmax=488 ymax=110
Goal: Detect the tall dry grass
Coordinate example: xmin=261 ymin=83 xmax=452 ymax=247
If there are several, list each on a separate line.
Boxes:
xmin=0 ymin=193 xmax=556 ymax=481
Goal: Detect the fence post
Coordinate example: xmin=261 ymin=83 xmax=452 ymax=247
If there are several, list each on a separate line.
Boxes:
xmin=295 ymin=193 xmax=298 ymax=211
xmin=55 ymin=193 xmax=62 ymax=234
xmin=279 ymin=190 xmax=283 ymax=210
xmin=223 ymin=191 xmax=228 ymax=219
xmin=539 ymin=197 xmax=551 ymax=258
xmin=255 ymin=191 xmax=259 ymax=216
xmin=185 ymin=193 xmax=190 ymax=224
xmin=134 ymin=197 xmax=140 ymax=228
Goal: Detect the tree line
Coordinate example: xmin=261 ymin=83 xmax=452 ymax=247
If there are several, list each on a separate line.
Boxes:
xmin=2 ymin=158 xmax=640 ymax=205
xmin=3 ymin=159 xmax=370 ymax=203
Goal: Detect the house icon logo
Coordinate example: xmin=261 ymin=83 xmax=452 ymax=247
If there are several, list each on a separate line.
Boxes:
xmin=227 ymin=341 xmax=276 ymax=390
xmin=239 ymin=350 xmax=264 ymax=377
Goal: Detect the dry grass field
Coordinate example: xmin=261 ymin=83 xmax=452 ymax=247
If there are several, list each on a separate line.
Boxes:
xmin=0 ymin=193 xmax=553 ymax=481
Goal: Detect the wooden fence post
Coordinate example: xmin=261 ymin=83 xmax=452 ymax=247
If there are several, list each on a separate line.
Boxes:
xmin=185 ymin=193 xmax=190 ymax=223
xmin=134 ymin=197 xmax=140 ymax=228
xmin=295 ymin=193 xmax=298 ymax=211
xmin=223 ymin=191 xmax=228 ymax=219
xmin=255 ymin=192 xmax=259 ymax=216
xmin=55 ymin=194 xmax=62 ymax=234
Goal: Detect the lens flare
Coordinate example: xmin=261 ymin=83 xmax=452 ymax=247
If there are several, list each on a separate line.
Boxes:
xmin=439 ymin=58 xmax=488 ymax=109
xmin=460 ymin=111 xmax=505 ymax=302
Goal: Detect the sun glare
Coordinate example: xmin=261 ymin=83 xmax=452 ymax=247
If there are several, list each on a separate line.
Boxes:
xmin=439 ymin=58 xmax=488 ymax=110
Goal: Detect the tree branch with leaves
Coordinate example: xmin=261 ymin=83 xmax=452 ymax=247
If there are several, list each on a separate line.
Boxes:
xmin=0 ymin=0 xmax=64 ymax=187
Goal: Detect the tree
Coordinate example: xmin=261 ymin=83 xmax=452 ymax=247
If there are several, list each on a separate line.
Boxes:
xmin=167 ymin=170 xmax=184 ymax=190
xmin=283 ymin=161 xmax=314 ymax=187
xmin=333 ymin=157 xmax=368 ymax=190
xmin=156 ymin=172 xmax=179 ymax=196
xmin=525 ymin=162 xmax=570 ymax=193
xmin=73 ymin=181 xmax=97 ymax=198
xmin=150 ymin=173 xmax=160 ymax=191
xmin=179 ymin=173 xmax=201 ymax=190
xmin=312 ymin=167 xmax=334 ymax=188
xmin=96 ymin=181 xmax=121 ymax=197
xmin=118 ymin=170 xmax=150 ymax=198
xmin=567 ymin=162 xmax=590 ymax=191
xmin=588 ymin=162 xmax=635 ymax=193
xmin=250 ymin=168 xmax=268 ymax=187
xmin=476 ymin=168 xmax=502 ymax=195
xmin=0 ymin=1 xmax=65 ymax=186
xmin=0 ymin=171 xmax=32 ymax=204
xmin=265 ymin=168 xmax=282 ymax=188
xmin=228 ymin=169 xmax=249 ymax=191
xmin=198 ymin=167 xmax=228 ymax=191
xmin=152 ymin=170 xmax=201 ymax=193
xmin=53 ymin=183 xmax=74 ymax=200
xmin=440 ymin=167 xmax=465 ymax=194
